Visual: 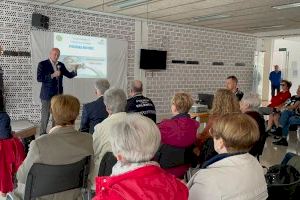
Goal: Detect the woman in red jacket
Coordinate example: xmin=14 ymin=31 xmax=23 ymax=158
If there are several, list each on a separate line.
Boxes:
xmin=0 ymin=111 xmax=25 ymax=197
xmin=157 ymin=93 xmax=199 ymax=178
xmin=93 ymin=113 xmax=188 ymax=200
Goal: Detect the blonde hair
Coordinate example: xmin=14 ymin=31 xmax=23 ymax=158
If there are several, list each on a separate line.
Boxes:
xmin=51 ymin=95 xmax=80 ymax=126
xmin=110 ymin=113 xmax=161 ymax=163
xmin=172 ymin=92 xmax=194 ymax=113
xmin=211 ymin=113 xmax=259 ymax=153
xmin=210 ymin=89 xmax=240 ymax=116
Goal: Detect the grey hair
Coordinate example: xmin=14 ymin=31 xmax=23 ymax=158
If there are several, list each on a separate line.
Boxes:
xmin=95 ymin=79 xmax=110 ymax=94
xmin=241 ymin=92 xmax=261 ymax=110
xmin=109 ymin=113 xmax=161 ymax=163
xmin=103 ymin=88 xmax=127 ymax=114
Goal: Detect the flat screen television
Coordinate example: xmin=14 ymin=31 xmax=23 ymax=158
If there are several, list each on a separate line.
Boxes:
xmin=198 ymin=93 xmax=214 ymax=109
xmin=140 ymin=49 xmax=167 ymax=70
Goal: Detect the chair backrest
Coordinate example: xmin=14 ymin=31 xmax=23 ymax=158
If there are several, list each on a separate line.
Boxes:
xmin=98 ymin=152 xmax=117 ymax=176
xmin=24 ymin=156 xmax=90 ymax=200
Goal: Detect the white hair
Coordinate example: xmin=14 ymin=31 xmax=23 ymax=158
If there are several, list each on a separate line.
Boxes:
xmin=95 ymin=79 xmax=110 ymax=94
xmin=241 ymin=92 xmax=261 ymax=110
xmin=109 ymin=113 xmax=161 ymax=163
xmin=103 ymin=88 xmax=127 ymax=114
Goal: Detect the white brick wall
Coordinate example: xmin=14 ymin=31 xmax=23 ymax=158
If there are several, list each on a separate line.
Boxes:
xmin=145 ymin=22 xmax=256 ymax=114
xmin=0 ymin=0 xmax=257 ymax=122
xmin=0 ymin=0 xmax=135 ymax=122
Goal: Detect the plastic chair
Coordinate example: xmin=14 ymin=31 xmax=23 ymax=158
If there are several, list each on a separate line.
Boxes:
xmin=24 ymin=156 xmax=90 ymax=200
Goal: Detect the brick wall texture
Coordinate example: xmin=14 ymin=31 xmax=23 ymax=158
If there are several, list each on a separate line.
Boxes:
xmin=0 ymin=0 xmax=257 ymax=122
xmin=146 ymin=21 xmax=256 ymax=114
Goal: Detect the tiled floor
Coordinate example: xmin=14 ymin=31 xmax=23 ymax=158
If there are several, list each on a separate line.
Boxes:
xmin=260 ymin=130 xmax=300 ymax=168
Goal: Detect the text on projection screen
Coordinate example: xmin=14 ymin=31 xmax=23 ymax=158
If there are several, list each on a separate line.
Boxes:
xmin=54 ymin=32 xmax=107 ymax=78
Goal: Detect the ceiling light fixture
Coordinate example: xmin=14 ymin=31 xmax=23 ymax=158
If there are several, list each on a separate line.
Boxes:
xmin=109 ymin=0 xmax=151 ymax=9
xmin=248 ymin=25 xmax=285 ymax=30
xmin=192 ymin=14 xmax=230 ymax=22
xmin=272 ymin=2 xmax=300 ymax=10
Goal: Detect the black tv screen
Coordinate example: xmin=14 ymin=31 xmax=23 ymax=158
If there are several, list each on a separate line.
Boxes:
xmin=140 ymin=49 xmax=167 ymax=70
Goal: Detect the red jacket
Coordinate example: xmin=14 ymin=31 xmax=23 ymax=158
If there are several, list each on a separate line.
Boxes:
xmin=268 ymin=91 xmax=291 ymax=108
xmin=93 ymin=165 xmax=188 ymax=200
xmin=0 ymin=137 xmax=25 ymax=193
xmin=158 ymin=115 xmax=199 ymax=177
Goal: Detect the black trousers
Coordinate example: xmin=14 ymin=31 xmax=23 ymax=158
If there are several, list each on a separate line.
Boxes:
xmin=271 ymin=85 xmax=280 ymax=97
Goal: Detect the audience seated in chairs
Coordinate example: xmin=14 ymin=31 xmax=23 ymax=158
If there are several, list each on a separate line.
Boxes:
xmin=93 ymin=113 xmax=188 ymax=200
xmin=10 ymin=95 xmax=93 ymax=200
xmin=240 ymin=92 xmax=267 ymax=160
xmin=156 ymin=92 xmax=199 ymax=178
xmin=188 ymin=113 xmax=268 ymax=200
xmin=194 ymin=89 xmax=240 ymax=165
xmin=267 ymin=85 xmax=300 ymax=136
xmin=0 ymin=111 xmax=25 ymax=197
xmin=90 ymin=88 xmax=127 ymax=190
xmin=259 ymin=80 xmax=292 ymax=116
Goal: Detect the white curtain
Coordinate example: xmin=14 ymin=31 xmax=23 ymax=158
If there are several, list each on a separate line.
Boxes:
xmin=31 ymin=31 xmax=128 ymax=104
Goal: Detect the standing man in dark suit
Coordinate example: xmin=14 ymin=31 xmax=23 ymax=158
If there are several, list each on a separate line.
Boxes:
xmin=80 ymin=79 xmax=110 ymax=134
xmin=37 ymin=48 xmax=77 ymax=135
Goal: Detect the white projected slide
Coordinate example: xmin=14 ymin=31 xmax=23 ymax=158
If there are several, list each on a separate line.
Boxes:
xmin=54 ymin=33 xmax=107 ymax=78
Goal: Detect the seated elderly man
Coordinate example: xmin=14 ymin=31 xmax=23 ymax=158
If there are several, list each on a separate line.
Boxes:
xmin=90 ymin=88 xmax=127 ymax=190
xmin=240 ymin=93 xmax=267 ymax=158
xmin=258 ymin=80 xmax=291 ymax=116
xmin=126 ymin=80 xmax=156 ymax=122
xmin=93 ymin=113 xmax=188 ymax=200
xmin=11 ymin=95 xmax=93 ymax=200
xmin=80 ymin=79 xmax=110 ymax=134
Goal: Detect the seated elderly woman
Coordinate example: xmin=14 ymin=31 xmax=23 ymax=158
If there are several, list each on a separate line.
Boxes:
xmin=0 ymin=111 xmax=25 ymax=197
xmin=188 ymin=113 xmax=268 ymax=200
xmin=194 ymin=89 xmax=240 ymax=164
xmin=157 ymin=92 xmax=199 ymax=178
xmin=240 ymin=93 xmax=267 ymax=158
xmin=93 ymin=113 xmax=188 ymax=200
xmin=90 ymin=88 xmax=127 ymax=189
xmin=11 ymin=95 xmax=93 ymax=200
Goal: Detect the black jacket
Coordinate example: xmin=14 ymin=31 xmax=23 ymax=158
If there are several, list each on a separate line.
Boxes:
xmin=80 ymin=96 xmax=108 ymax=134
xmin=37 ymin=59 xmax=76 ymax=100
xmin=0 ymin=112 xmax=12 ymax=140
xmin=126 ymin=94 xmax=156 ymax=122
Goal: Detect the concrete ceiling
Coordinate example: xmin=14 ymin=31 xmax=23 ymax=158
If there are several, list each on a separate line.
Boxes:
xmin=30 ymin=0 xmax=300 ymax=33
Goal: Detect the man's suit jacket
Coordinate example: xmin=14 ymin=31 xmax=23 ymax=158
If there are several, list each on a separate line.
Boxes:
xmin=37 ymin=59 xmax=76 ymax=100
xmin=12 ymin=126 xmax=93 ymax=200
xmin=80 ymin=96 xmax=109 ymax=134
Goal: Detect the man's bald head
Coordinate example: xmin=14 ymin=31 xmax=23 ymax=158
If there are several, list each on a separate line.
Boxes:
xmin=131 ymin=80 xmax=143 ymax=94
xmin=49 ymin=48 xmax=60 ymax=63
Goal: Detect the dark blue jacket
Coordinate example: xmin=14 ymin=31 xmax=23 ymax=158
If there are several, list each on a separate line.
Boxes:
xmin=0 ymin=112 xmax=12 ymax=140
xmin=79 ymin=96 xmax=108 ymax=134
xmin=37 ymin=59 xmax=77 ymax=100
xmin=126 ymin=94 xmax=156 ymax=123
xmin=269 ymin=71 xmax=281 ymax=87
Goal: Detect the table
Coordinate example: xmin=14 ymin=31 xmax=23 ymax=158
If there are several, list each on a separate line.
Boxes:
xmin=11 ymin=120 xmax=36 ymax=138
xmin=189 ymin=112 xmax=209 ymax=123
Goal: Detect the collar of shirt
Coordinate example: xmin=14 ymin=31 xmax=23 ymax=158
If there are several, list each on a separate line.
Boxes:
xmin=49 ymin=58 xmax=58 ymax=70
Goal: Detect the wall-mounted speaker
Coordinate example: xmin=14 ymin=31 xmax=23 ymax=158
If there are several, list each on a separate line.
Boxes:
xmin=32 ymin=13 xmax=49 ymax=30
